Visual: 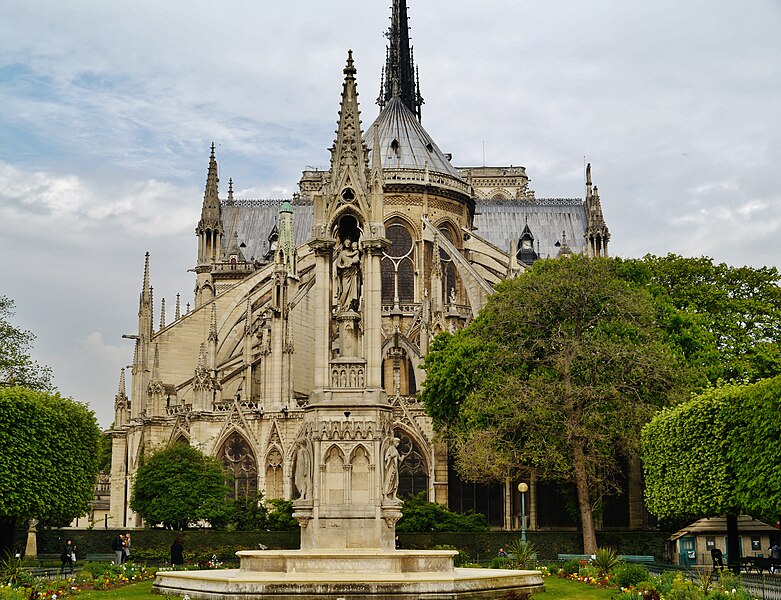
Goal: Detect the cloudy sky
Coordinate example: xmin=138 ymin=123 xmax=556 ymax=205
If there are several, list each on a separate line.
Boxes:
xmin=2 ymin=1 xmax=779 ymax=428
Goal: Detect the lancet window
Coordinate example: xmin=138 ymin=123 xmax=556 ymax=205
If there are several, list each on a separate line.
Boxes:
xmin=395 ymin=430 xmax=429 ymax=498
xmin=438 ymin=226 xmax=459 ymax=305
xmin=217 ymin=431 xmax=258 ymax=499
xmin=265 ymin=448 xmax=284 ymax=499
xmin=381 ymin=223 xmax=415 ymax=305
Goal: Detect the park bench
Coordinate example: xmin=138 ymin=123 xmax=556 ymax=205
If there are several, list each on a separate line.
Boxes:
xmin=557 ymin=553 xmax=655 ymax=563
xmin=85 ymin=553 xmax=118 ymax=562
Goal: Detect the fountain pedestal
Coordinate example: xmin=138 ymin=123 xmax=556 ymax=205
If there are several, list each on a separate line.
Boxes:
xmin=153 ymin=549 xmax=544 ymax=599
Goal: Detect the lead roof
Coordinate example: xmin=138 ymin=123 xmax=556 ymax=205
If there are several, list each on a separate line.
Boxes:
xmin=220 ymin=197 xmax=586 ymax=265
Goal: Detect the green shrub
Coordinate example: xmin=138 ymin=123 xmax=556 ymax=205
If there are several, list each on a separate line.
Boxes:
xmin=591 ymin=547 xmax=620 ymax=575
xmin=397 ymin=492 xmax=489 ymax=532
xmin=490 ymin=556 xmax=512 ymax=569
xmin=0 ymin=552 xmax=31 ymax=587
xmin=230 ymin=492 xmax=268 ymax=531
xmin=667 ymin=572 xmax=701 ymax=600
xmin=508 ymin=539 xmax=537 ymax=569
xmin=266 ymin=498 xmax=298 ymax=531
xmin=561 ymin=558 xmax=582 ymax=575
xmin=614 ymin=562 xmax=650 ymax=588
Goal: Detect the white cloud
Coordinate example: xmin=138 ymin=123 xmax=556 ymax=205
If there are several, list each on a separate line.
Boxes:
xmin=1 ymin=0 xmax=780 ymax=425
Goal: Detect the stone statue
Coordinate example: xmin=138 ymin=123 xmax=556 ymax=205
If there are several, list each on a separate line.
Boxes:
xmin=334 ymin=239 xmax=362 ymax=311
xmin=382 ymin=437 xmax=402 ymax=502
xmin=294 ymin=439 xmax=312 ymax=501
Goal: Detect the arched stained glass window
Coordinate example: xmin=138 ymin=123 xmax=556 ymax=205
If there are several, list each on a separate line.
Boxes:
xmin=395 ymin=429 xmax=429 ymax=498
xmin=265 ymin=448 xmax=283 ymax=499
xmin=438 ymin=225 xmax=459 ymax=304
xmin=382 ymin=224 xmax=415 ymax=305
xmin=217 ymin=432 xmax=258 ymax=500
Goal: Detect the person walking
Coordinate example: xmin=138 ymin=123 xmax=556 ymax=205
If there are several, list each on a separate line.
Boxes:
xmin=111 ymin=533 xmax=124 ymax=564
xmin=770 ymin=542 xmax=780 ymax=574
xmin=60 ymin=539 xmax=76 ymax=575
xmin=171 ymin=535 xmax=185 ymax=567
xmin=122 ymin=532 xmax=131 ymax=563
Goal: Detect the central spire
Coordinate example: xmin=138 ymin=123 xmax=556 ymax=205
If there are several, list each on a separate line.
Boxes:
xmin=378 ymin=0 xmax=423 ymax=121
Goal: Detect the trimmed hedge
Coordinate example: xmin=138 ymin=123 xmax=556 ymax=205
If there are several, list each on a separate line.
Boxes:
xmin=397 ymin=530 xmax=668 ymax=562
xmin=28 ymin=529 xmax=300 ymax=559
xmin=20 ymin=528 xmax=668 ymax=564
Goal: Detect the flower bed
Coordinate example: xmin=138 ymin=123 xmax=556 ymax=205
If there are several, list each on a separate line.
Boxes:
xmin=0 ymin=563 xmax=156 ymax=599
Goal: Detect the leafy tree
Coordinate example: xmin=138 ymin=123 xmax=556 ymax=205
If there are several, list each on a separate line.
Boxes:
xmin=230 ymin=492 xmax=268 ymax=531
xmin=0 ymin=386 xmax=101 ymax=556
xmin=422 ymin=256 xmax=688 ymax=552
xmin=130 ymin=444 xmax=230 ymax=530
xmin=265 ymin=499 xmax=298 ymax=531
xmin=96 ymin=429 xmax=113 ymax=473
xmin=617 ymin=254 xmax=781 ymax=384
xmin=0 ymin=297 xmax=54 ymax=392
xmin=396 ymin=492 xmax=489 ymax=532
xmin=642 ymin=377 xmax=781 ymax=571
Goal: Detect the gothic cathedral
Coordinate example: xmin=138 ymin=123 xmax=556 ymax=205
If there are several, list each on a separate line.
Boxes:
xmin=109 ymin=0 xmax=629 ymax=532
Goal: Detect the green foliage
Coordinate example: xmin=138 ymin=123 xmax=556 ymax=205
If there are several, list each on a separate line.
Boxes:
xmin=265 ymin=499 xmax=298 ymax=531
xmin=0 ymin=552 xmax=30 ymax=587
xmin=422 ymin=256 xmax=688 ymax=551
xmin=396 ymin=492 xmax=489 ymax=532
xmin=130 ymin=444 xmax=230 ymax=529
xmin=591 ymin=547 xmax=620 ymax=576
xmin=614 ymin=570 xmax=753 ymax=600
xmin=616 ymin=254 xmax=781 ymax=385
xmin=561 ymin=558 xmax=582 ymax=575
xmin=613 ymin=562 xmax=649 ymax=588
xmin=0 ymin=296 xmax=54 ymax=392
xmin=642 ymin=376 xmax=781 ymax=521
xmin=490 ymin=556 xmax=512 ymax=569
xmin=0 ymin=387 xmax=101 ymax=526
xmin=96 ymin=431 xmax=113 ymax=474
xmin=229 ymin=492 xmax=268 ymax=531
xmin=508 ymin=539 xmax=538 ymax=569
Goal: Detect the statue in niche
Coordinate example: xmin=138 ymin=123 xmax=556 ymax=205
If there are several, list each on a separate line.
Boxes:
xmin=382 ymin=437 xmax=402 ymax=502
xmin=294 ymin=437 xmax=312 ymax=501
xmin=334 ymin=239 xmax=362 ymax=311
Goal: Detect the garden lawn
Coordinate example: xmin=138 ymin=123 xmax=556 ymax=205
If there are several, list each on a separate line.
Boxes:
xmin=535 ymin=575 xmax=617 ymax=599
xmin=74 ymin=580 xmax=178 ymax=599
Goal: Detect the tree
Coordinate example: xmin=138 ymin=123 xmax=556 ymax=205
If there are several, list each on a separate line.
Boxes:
xmin=130 ymin=444 xmax=230 ymax=530
xmin=617 ymin=254 xmax=781 ymax=384
xmin=96 ymin=429 xmax=113 ymax=473
xmin=422 ymin=256 xmax=688 ymax=553
xmin=396 ymin=492 xmax=489 ymax=532
xmin=265 ymin=499 xmax=298 ymax=531
xmin=230 ymin=492 xmax=268 ymax=531
xmin=0 ymin=386 xmax=101 ymax=556
xmin=642 ymin=377 xmax=781 ymax=572
xmin=0 ymin=296 xmax=54 ymax=392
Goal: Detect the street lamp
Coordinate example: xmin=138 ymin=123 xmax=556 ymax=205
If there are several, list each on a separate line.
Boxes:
xmin=518 ymin=482 xmax=528 ymax=542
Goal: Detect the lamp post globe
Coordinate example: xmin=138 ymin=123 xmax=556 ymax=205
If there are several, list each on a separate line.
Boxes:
xmin=517 ymin=482 xmax=528 ymax=542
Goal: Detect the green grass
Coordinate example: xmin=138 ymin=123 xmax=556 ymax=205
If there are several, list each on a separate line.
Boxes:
xmin=74 ymin=580 xmax=176 ymax=599
xmin=533 ymin=575 xmax=617 ymax=599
